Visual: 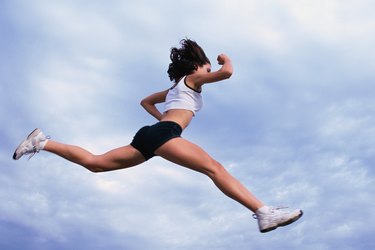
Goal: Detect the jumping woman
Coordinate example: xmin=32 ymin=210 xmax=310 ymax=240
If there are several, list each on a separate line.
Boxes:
xmin=13 ymin=39 xmax=302 ymax=233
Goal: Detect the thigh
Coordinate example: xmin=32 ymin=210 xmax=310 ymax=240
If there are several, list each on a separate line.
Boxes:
xmin=94 ymin=145 xmax=146 ymax=172
xmin=155 ymin=137 xmax=216 ymax=175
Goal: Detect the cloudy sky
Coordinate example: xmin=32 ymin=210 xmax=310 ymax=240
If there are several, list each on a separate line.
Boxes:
xmin=1 ymin=0 xmax=375 ymax=249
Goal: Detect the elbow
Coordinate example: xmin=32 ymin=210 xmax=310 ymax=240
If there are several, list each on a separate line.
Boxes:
xmin=140 ymin=99 xmax=148 ymax=108
xmin=222 ymin=69 xmax=233 ymax=79
xmin=218 ymin=65 xmax=233 ymax=80
xmin=226 ymin=69 xmax=233 ymax=79
xmin=140 ymin=98 xmax=155 ymax=112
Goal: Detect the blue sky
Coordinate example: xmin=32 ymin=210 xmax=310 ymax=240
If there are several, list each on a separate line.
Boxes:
xmin=1 ymin=0 xmax=375 ymax=249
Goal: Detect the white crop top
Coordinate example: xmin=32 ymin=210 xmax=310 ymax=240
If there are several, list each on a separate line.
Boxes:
xmin=164 ymin=76 xmax=203 ymax=115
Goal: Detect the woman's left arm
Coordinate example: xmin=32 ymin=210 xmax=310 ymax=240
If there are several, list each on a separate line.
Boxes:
xmin=140 ymin=89 xmax=169 ymax=120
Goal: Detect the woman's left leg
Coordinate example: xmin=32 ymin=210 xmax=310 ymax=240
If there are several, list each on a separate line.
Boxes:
xmin=44 ymin=140 xmax=145 ymax=172
xmin=155 ymin=137 xmax=264 ymax=213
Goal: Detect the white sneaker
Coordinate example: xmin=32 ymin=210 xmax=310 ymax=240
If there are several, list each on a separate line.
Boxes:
xmin=254 ymin=206 xmax=303 ymax=233
xmin=13 ymin=128 xmax=49 ymax=160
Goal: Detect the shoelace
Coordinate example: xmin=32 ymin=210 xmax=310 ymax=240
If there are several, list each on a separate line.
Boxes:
xmin=27 ymin=135 xmax=51 ymax=160
xmin=252 ymin=206 xmax=289 ymax=219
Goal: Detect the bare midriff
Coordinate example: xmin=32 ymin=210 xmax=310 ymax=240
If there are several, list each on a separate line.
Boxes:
xmin=160 ymin=109 xmax=194 ymax=130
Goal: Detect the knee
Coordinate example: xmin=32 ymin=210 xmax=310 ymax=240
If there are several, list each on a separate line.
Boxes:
xmin=83 ymin=156 xmax=104 ymax=173
xmin=205 ymin=159 xmax=226 ymax=179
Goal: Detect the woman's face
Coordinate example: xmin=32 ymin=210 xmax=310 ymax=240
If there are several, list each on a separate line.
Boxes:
xmin=198 ymin=63 xmax=212 ymax=73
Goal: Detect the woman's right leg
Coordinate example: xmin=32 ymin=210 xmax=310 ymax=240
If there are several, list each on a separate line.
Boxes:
xmin=156 ymin=137 xmax=303 ymax=233
xmin=44 ymin=140 xmax=146 ymax=173
xmin=155 ymin=137 xmax=264 ymax=213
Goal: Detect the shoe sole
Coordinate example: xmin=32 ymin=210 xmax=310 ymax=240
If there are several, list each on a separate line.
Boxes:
xmin=260 ymin=210 xmax=303 ymax=233
xmin=13 ymin=128 xmax=41 ymax=160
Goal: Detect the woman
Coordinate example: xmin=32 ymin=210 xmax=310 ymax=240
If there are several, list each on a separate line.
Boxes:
xmin=13 ymin=39 xmax=302 ymax=233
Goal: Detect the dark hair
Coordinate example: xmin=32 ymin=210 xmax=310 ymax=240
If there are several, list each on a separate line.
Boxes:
xmin=167 ymin=39 xmax=211 ymax=82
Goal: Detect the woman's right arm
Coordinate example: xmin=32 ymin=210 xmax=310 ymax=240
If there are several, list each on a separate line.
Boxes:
xmin=140 ymin=89 xmax=169 ymax=121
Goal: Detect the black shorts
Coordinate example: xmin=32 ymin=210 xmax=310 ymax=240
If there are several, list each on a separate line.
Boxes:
xmin=130 ymin=121 xmax=183 ymax=160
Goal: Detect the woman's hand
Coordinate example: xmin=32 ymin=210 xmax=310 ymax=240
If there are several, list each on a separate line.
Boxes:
xmin=217 ymin=54 xmax=231 ymax=65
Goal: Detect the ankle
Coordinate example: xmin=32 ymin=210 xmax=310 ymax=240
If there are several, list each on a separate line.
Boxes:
xmin=40 ymin=139 xmax=48 ymax=150
xmin=256 ymin=205 xmax=269 ymax=214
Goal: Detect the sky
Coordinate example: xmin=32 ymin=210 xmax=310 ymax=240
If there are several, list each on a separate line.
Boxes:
xmin=1 ymin=0 xmax=375 ymax=249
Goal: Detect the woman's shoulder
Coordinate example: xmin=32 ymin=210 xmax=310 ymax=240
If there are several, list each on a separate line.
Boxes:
xmin=184 ymin=75 xmax=202 ymax=93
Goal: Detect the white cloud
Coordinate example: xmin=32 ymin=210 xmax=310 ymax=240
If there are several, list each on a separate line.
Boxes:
xmin=2 ymin=0 xmax=375 ymax=249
